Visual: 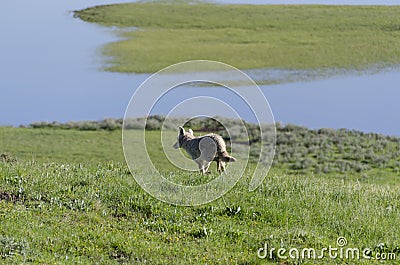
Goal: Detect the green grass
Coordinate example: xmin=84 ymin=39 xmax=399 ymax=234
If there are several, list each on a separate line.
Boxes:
xmin=74 ymin=2 xmax=400 ymax=73
xmin=1 ymin=126 xmax=400 ymax=264
xmin=0 ymin=127 xmax=124 ymax=163
xmin=2 ymin=161 xmax=400 ymax=264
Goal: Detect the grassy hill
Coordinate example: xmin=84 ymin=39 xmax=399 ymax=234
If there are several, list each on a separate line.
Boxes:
xmin=1 ymin=122 xmax=400 ymax=264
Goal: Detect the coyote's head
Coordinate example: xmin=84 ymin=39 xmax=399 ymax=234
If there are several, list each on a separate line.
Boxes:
xmin=173 ymin=127 xmax=194 ymax=149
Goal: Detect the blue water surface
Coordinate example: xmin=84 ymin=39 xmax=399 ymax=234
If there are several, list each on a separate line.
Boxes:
xmin=1 ymin=0 xmax=399 ymax=136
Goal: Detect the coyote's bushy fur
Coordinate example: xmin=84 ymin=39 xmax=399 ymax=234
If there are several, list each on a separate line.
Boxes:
xmin=173 ymin=127 xmax=236 ymax=174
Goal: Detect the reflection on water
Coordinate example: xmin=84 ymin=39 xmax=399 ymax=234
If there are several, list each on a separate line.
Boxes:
xmin=247 ymin=65 xmax=400 ymax=85
xmin=1 ymin=0 xmax=399 ymax=136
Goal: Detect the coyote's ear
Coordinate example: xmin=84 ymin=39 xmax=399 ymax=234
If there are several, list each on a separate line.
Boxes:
xmin=188 ymin=129 xmax=193 ymax=136
xmin=179 ymin=126 xmax=185 ymax=135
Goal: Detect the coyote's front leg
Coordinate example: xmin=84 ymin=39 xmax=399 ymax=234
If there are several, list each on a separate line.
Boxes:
xmin=196 ymin=160 xmax=211 ymax=174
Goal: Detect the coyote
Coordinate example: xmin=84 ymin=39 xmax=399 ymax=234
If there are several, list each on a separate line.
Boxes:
xmin=173 ymin=127 xmax=236 ymax=174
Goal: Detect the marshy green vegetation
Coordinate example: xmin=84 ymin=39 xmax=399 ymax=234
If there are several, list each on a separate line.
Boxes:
xmin=1 ymin=119 xmax=400 ymax=264
xmin=74 ymin=2 xmax=400 ymax=73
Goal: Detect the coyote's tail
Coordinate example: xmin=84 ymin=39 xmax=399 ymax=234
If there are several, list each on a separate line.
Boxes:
xmin=220 ymin=151 xmax=237 ymax=162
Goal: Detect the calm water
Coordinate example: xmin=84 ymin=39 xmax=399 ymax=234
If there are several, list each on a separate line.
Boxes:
xmin=264 ymin=71 xmax=400 ymax=136
xmin=1 ymin=0 xmax=399 ymax=136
